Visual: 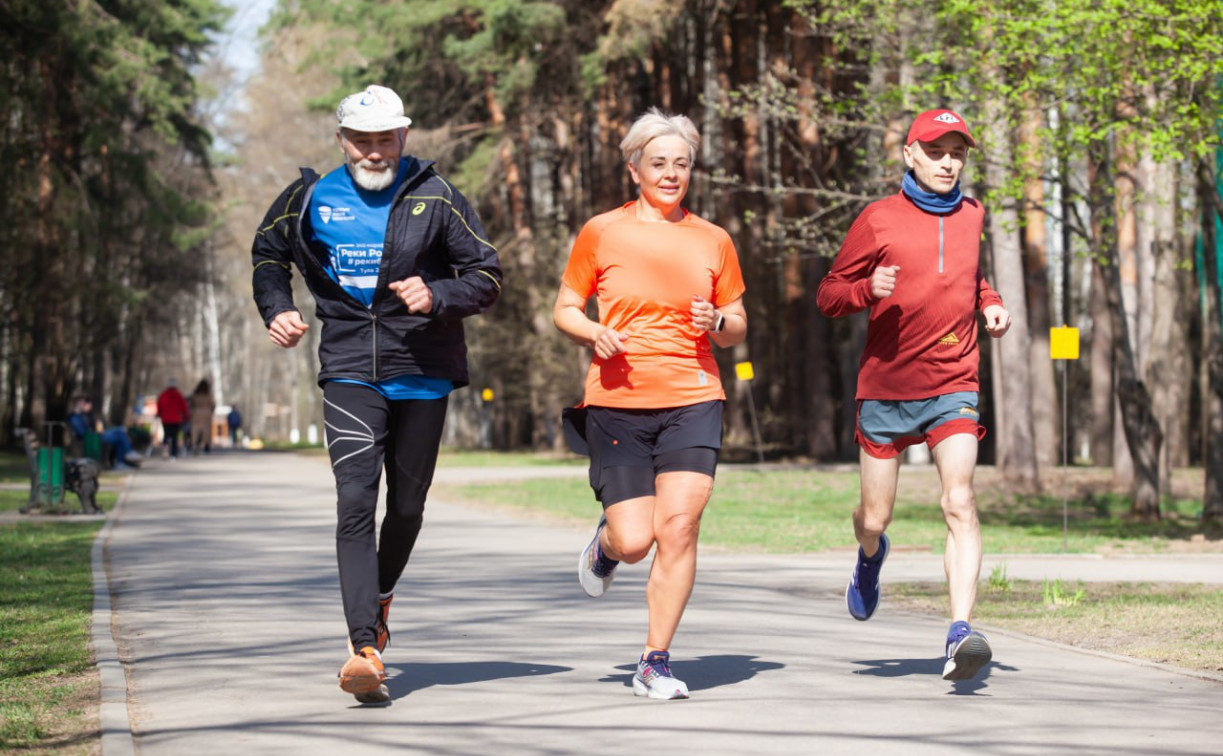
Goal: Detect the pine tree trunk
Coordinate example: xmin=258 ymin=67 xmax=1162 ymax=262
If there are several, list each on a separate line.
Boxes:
xmin=1104 ymin=256 xmax=1164 ymax=520
xmin=982 ymin=93 xmax=1039 ymax=490
xmin=720 ymin=3 xmax=764 ymax=451
xmin=1019 ymin=105 xmax=1058 ymax=468
xmin=1143 ymin=157 xmax=1190 ymax=492
xmin=1088 ymin=261 xmax=1115 ymax=466
xmin=1090 ymin=144 xmax=1162 ymax=519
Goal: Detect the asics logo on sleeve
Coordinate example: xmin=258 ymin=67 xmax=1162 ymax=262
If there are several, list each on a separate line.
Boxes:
xmin=412 ymin=202 xmax=427 ymax=216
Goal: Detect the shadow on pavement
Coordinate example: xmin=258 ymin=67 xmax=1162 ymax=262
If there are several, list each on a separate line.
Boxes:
xmin=601 ymin=654 xmax=785 ymax=692
xmin=386 ymin=660 xmax=571 ymax=698
xmin=853 ymin=656 xmax=1015 ymax=695
xmin=851 ymin=657 xmax=946 ymax=677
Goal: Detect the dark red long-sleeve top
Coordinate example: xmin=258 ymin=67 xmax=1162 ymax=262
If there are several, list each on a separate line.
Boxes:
xmin=816 ymin=191 xmax=1003 ymax=400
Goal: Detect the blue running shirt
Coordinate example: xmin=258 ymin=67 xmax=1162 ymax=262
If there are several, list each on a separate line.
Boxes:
xmin=311 ymin=161 xmax=406 ymax=306
xmin=309 ymin=160 xmax=454 ymax=400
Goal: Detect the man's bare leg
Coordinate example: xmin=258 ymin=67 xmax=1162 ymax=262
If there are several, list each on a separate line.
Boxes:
xmin=854 ymin=450 xmax=901 ymax=557
xmin=847 ymin=451 xmax=902 ymax=620
xmin=930 ymin=433 xmax=981 ymax=622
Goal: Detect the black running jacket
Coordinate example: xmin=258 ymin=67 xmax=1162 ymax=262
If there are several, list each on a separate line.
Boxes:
xmin=251 ymin=157 xmax=503 ymax=388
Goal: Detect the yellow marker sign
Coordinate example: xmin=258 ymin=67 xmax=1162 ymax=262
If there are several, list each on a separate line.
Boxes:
xmin=481 ymin=388 xmax=494 ymax=402
xmin=1050 ymin=326 xmax=1080 ymax=360
xmin=735 ymin=361 xmax=755 ymax=381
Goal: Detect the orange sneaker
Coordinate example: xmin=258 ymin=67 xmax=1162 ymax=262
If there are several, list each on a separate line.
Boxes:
xmin=339 ymin=646 xmax=386 ymax=695
xmin=376 ymin=594 xmax=392 ymax=652
xmin=346 ymin=594 xmax=393 ymax=656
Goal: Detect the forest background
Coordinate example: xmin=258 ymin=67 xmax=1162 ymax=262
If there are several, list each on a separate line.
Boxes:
xmin=1 ymin=0 xmax=1221 ymax=522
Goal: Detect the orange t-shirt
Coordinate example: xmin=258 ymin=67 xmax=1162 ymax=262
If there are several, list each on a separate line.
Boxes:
xmin=562 ymin=202 xmax=746 ymax=409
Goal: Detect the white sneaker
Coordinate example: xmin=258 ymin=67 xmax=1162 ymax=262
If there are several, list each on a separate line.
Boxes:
xmin=577 ymin=516 xmax=616 ymax=597
xmin=632 ymin=650 xmax=689 ymax=700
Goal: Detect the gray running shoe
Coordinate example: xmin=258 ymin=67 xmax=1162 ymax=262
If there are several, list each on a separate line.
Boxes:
xmin=632 ymin=650 xmax=689 ymax=700
xmin=578 ymin=516 xmax=616 ymax=597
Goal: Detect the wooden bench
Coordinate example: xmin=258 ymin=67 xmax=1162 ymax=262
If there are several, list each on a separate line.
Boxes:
xmin=17 ymin=427 xmax=103 ymax=515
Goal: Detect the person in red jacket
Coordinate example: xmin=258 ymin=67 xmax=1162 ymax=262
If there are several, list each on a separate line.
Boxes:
xmin=816 ymin=108 xmax=1011 ymax=682
xmin=156 ymin=378 xmax=190 ymax=459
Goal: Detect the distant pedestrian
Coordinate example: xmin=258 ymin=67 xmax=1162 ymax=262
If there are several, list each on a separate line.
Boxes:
xmin=553 ymin=108 xmax=746 ymax=700
xmin=816 ymin=108 xmax=1011 ymax=681
xmin=156 ymin=379 xmax=190 ymax=459
xmin=189 ymin=379 xmax=216 ymax=454
xmin=227 ymin=405 xmax=243 ymax=446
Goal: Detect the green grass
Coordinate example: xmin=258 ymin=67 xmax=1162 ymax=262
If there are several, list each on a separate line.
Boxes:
xmin=250 ymin=445 xmax=588 ymax=467
xmin=257 ymin=440 xmax=326 ymax=452
xmin=891 ymin=579 xmax=1223 ymax=673
xmin=0 ymin=455 xmax=29 ymax=483
xmin=439 ymin=466 xmax=1215 ymax=554
xmin=0 ymin=521 xmax=101 ymax=750
xmin=0 ymin=489 xmax=119 ymax=515
xmin=437 ymin=448 xmax=587 ymax=468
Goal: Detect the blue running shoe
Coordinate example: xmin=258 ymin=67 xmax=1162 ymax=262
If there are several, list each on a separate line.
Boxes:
xmin=578 ymin=516 xmax=617 ymax=597
xmin=632 ymin=650 xmax=690 ymax=700
xmin=846 ymin=533 xmax=890 ymax=621
xmin=943 ymin=622 xmax=992 ymax=680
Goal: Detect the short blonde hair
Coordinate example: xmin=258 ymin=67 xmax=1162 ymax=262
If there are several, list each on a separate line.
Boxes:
xmin=619 ymin=107 xmax=700 ymax=168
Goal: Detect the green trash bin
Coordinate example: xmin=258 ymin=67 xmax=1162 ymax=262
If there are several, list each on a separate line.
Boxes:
xmin=36 ymin=446 xmax=66 ymax=507
xmin=83 ymin=431 xmax=103 ymax=462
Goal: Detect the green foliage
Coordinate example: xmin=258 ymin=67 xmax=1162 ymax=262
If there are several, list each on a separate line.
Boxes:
xmin=451 ymin=132 xmax=504 ymax=198
xmin=1043 ymin=578 xmax=1086 ymax=608
xmin=0 ymin=0 xmax=229 ymax=431
xmin=279 ymin=0 xmax=572 ymax=124
xmin=905 ymin=0 xmax=1223 ymax=197
xmin=986 ymin=563 xmax=1012 ymax=593
xmin=442 ymin=0 xmax=566 ymax=100
xmin=579 ymin=0 xmax=684 ymax=93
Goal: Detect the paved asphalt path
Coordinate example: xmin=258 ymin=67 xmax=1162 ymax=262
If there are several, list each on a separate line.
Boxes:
xmin=101 ymin=452 xmax=1223 ymax=756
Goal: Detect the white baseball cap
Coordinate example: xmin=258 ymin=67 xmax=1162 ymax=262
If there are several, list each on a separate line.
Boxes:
xmin=336 ymin=85 xmax=412 ymax=132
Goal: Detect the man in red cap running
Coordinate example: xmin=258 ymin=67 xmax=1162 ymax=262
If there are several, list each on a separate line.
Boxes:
xmin=817 ymin=108 xmax=1011 ymax=681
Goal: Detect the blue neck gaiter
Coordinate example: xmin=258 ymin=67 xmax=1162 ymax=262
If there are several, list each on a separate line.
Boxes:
xmin=902 ymin=170 xmax=962 ymax=215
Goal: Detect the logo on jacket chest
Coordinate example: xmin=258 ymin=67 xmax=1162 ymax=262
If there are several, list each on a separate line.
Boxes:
xmin=317 ymin=205 xmax=356 ymax=224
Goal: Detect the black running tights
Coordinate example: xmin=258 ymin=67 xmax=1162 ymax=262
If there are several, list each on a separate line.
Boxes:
xmin=323 ymin=381 xmax=448 ymax=652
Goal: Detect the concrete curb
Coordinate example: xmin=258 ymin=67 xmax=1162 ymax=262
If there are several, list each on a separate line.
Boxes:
xmin=92 ymin=475 xmax=135 ymax=756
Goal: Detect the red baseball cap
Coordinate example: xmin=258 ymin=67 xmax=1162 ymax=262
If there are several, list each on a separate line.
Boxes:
xmin=906 ymin=108 xmax=975 ymax=148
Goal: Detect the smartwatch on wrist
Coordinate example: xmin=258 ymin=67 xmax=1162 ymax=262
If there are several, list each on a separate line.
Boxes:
xmin=712 ymin=311 xmax=726 ymax=333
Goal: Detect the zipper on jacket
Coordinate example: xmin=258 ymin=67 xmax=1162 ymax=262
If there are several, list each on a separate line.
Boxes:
xmin=938 ymin=216 xmax=945 ymax=274
xmin=370 ymin=312 xmax=379 ymax=382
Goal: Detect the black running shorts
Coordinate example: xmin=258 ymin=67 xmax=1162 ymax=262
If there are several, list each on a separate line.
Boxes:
xmin=585 ymin=400 xmax=723 ymax=506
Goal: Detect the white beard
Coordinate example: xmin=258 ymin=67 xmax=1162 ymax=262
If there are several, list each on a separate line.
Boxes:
xmin=349 ymin=159 xmax=397 ymax=191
